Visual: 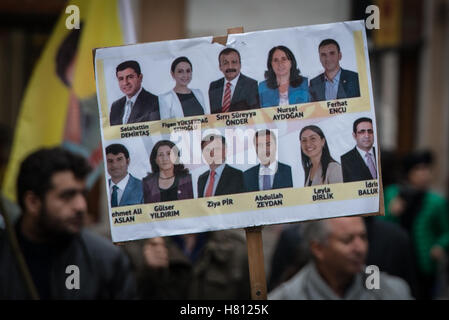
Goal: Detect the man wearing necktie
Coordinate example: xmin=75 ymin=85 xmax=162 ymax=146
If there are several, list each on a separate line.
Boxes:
xmin=106 ymin=143 xmax=143 ymax=207
xmin=243 ymin=129 xmax=293 ymax=192
xmin=197 ymin=134 xmax=245 ymax=197
xmin=341 ymin=117 xmax=378 ymax=183
xmin=208 ymin=48 xmax=260 ymax=114
xmin=109 ymin=60 xmax=160 ymax=126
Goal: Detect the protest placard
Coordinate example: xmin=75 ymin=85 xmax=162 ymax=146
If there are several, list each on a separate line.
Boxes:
xmin=94 ymin=20 xmax=381 ymax=243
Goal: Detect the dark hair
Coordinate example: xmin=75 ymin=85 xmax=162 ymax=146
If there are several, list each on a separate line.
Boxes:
xmin=105 ymin=143 xmax=130 ymax=159
xmin=116 ymin=60 xmax=141 ymax=76
xmin=254 ymin=129 xmax=276 ymax=144
xmin=171 ymin=56 xmax=192 ymax=73
xmin=201 ymin=134 xmax=226 ymax=150
xmin=353 ymin=117 xmax=373 ymax=134
xmin=17 ymin=147 xmax=91 ymax=211
xmin=403 ymin=150 xmax=434 ymax=175
xmin=318 ymin=39 xmax=341 ymax=52
xmin=218 ymin=48 xmax=241 ymax=65
xmin=264 ymin=46 xmax=304 ymax=89
xmin=299 ymin=125 xmax=336 ymax=184
xmin=56 ymin=24 xmax=83 ymax=87
xmin=149 ymin=140 xmax=189 ymax=176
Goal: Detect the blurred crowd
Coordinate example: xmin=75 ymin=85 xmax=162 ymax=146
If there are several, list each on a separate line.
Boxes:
xmin=1 ymin=126 xmax=448 ymax=299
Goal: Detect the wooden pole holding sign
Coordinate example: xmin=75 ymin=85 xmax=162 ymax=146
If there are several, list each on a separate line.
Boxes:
xmin=212 ymin=26 xmax=268 ymax=300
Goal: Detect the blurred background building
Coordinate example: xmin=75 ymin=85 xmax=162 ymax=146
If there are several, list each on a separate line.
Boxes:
xmin=0 ymin=0 xmax=448 ymax=216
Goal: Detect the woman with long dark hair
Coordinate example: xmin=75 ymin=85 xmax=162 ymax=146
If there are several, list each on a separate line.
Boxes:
xmin=142 ymin=140 xmax=193 ymax=203
xmin=299 ymin=125 xmax=342 ymax=186
xmin=258 ymin=46 xmax=309 ymax=108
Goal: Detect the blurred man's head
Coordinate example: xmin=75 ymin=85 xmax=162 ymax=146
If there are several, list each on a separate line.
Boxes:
xmin=303 ymin=217 xmax=368 ymax=279
xmin=403 ymin=150 xmax=433 ymax=190
xmin=17 ymin=147 xmax=91 ymax=241
xmin=105 ymin=144 xmax=130 ymax=184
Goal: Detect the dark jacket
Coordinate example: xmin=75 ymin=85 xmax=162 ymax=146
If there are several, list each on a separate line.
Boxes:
xmin=309 ymin=68 xmax=360 ymax=102
xmin=197 ymin=164 xmax=245 ymax=197
xmin=0 ymin=226 xmax=136 ymax=299
xmin=137 ymin=230 xmax=251 ymax=299
xmin=142 ymin=173 xmax=194 ymax=204
xmin=341 ymin=147 xmax=376 ymax=182
xmin=208 ymin=74 xmax=260 ymax=113
xmin=109 ymin=88 xmax=160 ymax=125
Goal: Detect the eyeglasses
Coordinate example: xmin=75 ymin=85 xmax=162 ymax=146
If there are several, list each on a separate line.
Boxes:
xmin=357 ymin=129 xmax=374 ymax=134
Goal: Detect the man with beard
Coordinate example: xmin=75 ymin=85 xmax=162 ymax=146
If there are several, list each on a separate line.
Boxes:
xmin=0 ymin=147 xmax=136 ymax=299
xmin=208 ymin=48 xmax=260 ymax=113
xmin=341 ymin=117 xmax=378 ymax=182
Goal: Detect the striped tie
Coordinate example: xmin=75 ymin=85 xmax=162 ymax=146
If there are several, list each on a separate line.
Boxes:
xmin=222 ymin=82 xmax=232 ymax=113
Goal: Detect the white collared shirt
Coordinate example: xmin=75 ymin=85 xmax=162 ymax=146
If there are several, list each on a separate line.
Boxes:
xmin=110 ymin=173 xmax=130 ymax=205
xmin=258 ymin=161 xmax=278 ymax=190
xmin=123 ymin=87 xmax=143 ymax=123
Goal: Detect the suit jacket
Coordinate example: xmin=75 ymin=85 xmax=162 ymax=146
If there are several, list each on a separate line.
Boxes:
xmin=142 ymin=173 xmax=193 ymax=204
xmin=208 ymin=74 xmax=260 ymax=113
xmin=258 ymin=78 xmax=309 ymax=108
xmin=198 ymin=164 xmax=245 ymax=197
xmin=110 ymin=174 xmax=143 ymax=207
xmin=341 ymin=147 xmax=377 ymax=182
xmin=243 ymin=162 xmax=293 ymax=192
xmin=309 ymin=68 xmax=360 ymax=102
xmin=110 ymin=88 xmax=160 ymax=125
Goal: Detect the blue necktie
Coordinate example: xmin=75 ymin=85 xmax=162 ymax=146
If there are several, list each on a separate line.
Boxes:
xmin=263 ymin=174 xmax=271 ymax=190
xmin=111 ymin=185 xmax=119 ymax=207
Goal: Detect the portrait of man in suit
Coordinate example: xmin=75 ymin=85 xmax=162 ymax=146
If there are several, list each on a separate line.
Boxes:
xmin=309 ymin=39 xmax=361 ymax=102
xmin=198 ymin=134 xmax=245 ymax=197
xmin=208 ymin=48 xmax=260 ymax=114
xmin=341 ymin=117 xmax=377 ymax=183
xmin=109 ymin=60 xmax=160 ymax=126
xmin=244 ymin=129 xmax=293 ymax=192
xmin=106 ymin=143 xmax=143 ymax=207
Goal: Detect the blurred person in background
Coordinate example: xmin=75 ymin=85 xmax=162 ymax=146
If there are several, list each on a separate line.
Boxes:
xmin=0 ymin=147 xmax=136 ymax=299
xmin=0 ymin=125 xmax=21 ymax=229
xmin=136 ymin=231 xmax=251 ymax=299
xmin=382 ymin=150 xmax=449 ymax=299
